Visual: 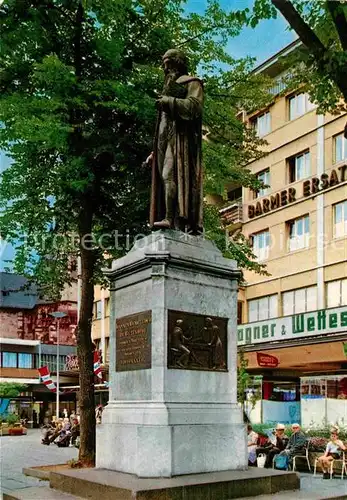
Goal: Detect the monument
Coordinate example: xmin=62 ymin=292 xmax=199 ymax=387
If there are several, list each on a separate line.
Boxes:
xmin=96 ymin=48 xmax=247 ymax=477
xmin=6 ymin=48 xmax=299 ymax=500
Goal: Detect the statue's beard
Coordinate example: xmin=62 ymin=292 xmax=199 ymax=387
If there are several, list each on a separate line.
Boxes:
xmin=163 ymin=69 xmax=181 ymax=96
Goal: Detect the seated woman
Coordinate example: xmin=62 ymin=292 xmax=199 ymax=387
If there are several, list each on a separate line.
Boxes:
xmin=247 ymin=424 xmax=258 ymax=466
xmin=317 ymin=429 xmax=346 ymax=479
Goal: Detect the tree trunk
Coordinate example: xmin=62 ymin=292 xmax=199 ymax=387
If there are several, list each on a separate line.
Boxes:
xmin=76 ymin=207 xmax=96 ymax=466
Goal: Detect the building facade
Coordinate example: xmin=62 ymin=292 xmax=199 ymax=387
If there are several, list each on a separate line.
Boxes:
xmin=223 ymin=43 xmax=347 ymax=427
xmin=0 ymin=273 xmax=78 ymax=423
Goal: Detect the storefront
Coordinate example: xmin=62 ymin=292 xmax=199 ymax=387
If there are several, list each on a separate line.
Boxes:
xmin=238 ymin=306 xmax=347 ymax=425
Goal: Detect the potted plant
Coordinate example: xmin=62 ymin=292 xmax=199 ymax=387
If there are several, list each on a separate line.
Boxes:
xmin=7 ymin=413 xmax=25 ymax=436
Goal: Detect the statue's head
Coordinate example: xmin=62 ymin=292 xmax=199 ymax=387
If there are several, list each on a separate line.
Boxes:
xmin=162 ymin=48 xmax=188 ymax=76
xmin=205 ymin=317 xmax=213 ymax=326
xmin=176 ymin=319 xmax=184 ymax=326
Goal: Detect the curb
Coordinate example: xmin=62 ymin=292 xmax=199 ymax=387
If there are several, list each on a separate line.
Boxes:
xmin=23 ymin=464 xmax=69 ymax=481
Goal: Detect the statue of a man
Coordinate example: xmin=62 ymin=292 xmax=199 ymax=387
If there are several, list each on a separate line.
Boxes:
xmin=148 ymin=49 xmax=204 ymax=233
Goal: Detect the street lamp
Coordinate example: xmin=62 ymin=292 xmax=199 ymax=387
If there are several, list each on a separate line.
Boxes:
xmin=49 ymin=311 xmax=67 ymax=419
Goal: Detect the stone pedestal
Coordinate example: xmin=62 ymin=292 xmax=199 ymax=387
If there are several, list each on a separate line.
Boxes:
xmin=96 ymin=230 xmax=247 ymax=477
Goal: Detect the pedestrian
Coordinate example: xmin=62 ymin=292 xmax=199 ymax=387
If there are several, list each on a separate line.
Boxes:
xmin=69 ymin=410 xmax=76 ymax=426
xmin=32 ymin=410 xmax=38 ymax=428
xmin=95 ymin=405 xmax=103 ymax=424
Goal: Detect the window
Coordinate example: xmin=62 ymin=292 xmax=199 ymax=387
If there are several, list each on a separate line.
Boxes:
xmin=237 ymin=301 xmax=243 ymax=324
xmin=105 ymin=338 xmax=110 ymax=364
xmin=334 ymin=133 xmax=347 ymax=163
xmin=283 ymin=286 xmax=317 ymax=315
xmin=288 ymin=93 xmax=315 ymax=120
xmin=334 ymin=200 xmax=347 ymax=238
xmin=18 ymin=353 xmax=32 ymax=368
xmin=95 ymin=300 xmax=102 ymax=319
xmin=288 ymin=215 xmax=310 ymax=251
xmin=248 ymin=295 xmax=278 ymax=322
xmin=252 ymin=111 xmax=271 ymax=137
xmin=40 ymin=354 xmax=66 ymax=372
xmin=252 ymin=230 xmax=270 ymax=261
xmin=227 ymin=187 xmax=242 ymax=202
xmin=288 ymin=151 xmax=310 ymax=183
xmin=2 ymin=352 xmax=17 ymax=368
xmin=326 ymin=279 xmax=347 ymax=308
xmin=105 ymin=297 xmax=110 ymax=317
xmin=256 ymin=169 xmax=271 ymax=198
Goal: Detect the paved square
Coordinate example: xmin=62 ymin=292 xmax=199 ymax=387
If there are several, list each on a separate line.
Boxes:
xmin=1 ymin=429 xmax=77 ymax=495
xmin=1 ymin=430 xmax=346 ymax=499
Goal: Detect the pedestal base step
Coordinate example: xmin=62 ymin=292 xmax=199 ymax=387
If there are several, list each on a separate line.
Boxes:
xmin=3 ymin=486 xmax=83 ymax=500
xmin=238 ymin=493 xmax=347 ymax=500
xmin=45 ymin=467 xmax=299 ymax=499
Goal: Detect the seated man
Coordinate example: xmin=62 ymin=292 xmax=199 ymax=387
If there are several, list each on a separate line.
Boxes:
xmin=317 ymin=428 xmax=346 ymax=479
xmin=260 ymin=423 xmax=288 ymax=468
xmin=280 ymin=423 xmax=306 ymax=466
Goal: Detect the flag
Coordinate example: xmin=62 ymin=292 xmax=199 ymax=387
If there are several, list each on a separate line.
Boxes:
xmin=93 ymin=351 xmax=103 ymax=380
xmin=38 ymin=365 xmax=57 ymax=393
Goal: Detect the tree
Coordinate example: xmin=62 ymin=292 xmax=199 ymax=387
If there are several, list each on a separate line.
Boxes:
xmin=247 ymin=0 xmax=347 ymax=124
xmin=237 ymin=350 xmax=261 ymax=423
xmin=0 ymin=0 xmax=272 ymax=464
xmin=0 ymin=382 xmax=27 ymax=398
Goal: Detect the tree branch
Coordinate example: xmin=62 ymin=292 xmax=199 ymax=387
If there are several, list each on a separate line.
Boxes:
xmin=326 ymin=1 xmax=347 ymax=51
xmin=271 ymin=0 xmax=327 ymax=59
xmin=74 ymin=2 xmax=84 ymax=79
xmin=177 ymin=22 xmax=225 ymax=47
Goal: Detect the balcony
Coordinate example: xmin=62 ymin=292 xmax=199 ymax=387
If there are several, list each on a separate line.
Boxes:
xmin=219 ymin=200 xmax=243 ymax=228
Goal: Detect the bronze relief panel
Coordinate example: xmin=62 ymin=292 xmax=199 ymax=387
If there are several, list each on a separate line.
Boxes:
xmin=116 ymin=310 xmax=152 ymax=372
xmin=168 ymin=310 xmax=228 ymax=371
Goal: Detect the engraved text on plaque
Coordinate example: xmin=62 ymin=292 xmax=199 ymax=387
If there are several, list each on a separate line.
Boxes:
xmin=116 ymin=311 xmax=152 ymax=371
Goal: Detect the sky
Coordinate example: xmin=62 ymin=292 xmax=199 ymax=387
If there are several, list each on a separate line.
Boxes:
xmin=0 ymin=0 xmax=296 ymax=271
xmin=187 ymin=0 xmax=296 ymax=65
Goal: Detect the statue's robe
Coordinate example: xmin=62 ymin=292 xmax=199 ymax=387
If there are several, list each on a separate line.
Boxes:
xmin=149 ymin=75 xmax=204 ymax=233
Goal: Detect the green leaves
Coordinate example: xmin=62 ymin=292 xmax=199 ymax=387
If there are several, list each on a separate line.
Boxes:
xmin=0 ymin=382 xmax=28 ymax=398
xmin=243 ymin=0 xmax=347 ymax=113
xmin=0 ymin=0 xmax=273 ymax=298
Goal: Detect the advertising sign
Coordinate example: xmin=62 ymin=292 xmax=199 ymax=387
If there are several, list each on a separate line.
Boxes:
xmin=257 ymin=352 xmax=279 ymax=368
xmin=262 ymin=400 xmax=301 ymax=425
xmin=238 ymin=306 xmax=347 ymax=347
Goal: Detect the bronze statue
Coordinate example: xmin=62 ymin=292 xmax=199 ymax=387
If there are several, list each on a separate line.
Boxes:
xmin=147 ymin=49 xmax=204 ymax=233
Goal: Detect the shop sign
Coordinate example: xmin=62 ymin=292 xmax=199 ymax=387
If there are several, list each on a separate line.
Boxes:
xmin=65 ymin=354 xmax=79 ymax=371
xmin=238 ymin=305 xmax=347 ymax=347
xmin=343 ymin=343 xmax=347 ymax=358
xmin=257 ymin=352 xmax=278 ymax=368
xmin=248 ymin=165 xmax=347 ymax=219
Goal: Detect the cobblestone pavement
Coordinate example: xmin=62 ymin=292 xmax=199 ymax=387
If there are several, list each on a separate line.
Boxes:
xmin=299 ymin=472 xmax=347 ymax=498
xmin=1 ymin=429 xmax=77 ymax=495
xmin=235 ymin=472 xmax=347 ymax=499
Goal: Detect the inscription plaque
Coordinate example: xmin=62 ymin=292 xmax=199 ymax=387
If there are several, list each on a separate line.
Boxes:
xmin=116 ymin=311 xmax=152 ymax=372
xmin=168 ymin=310 xmax=228 ymax=371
